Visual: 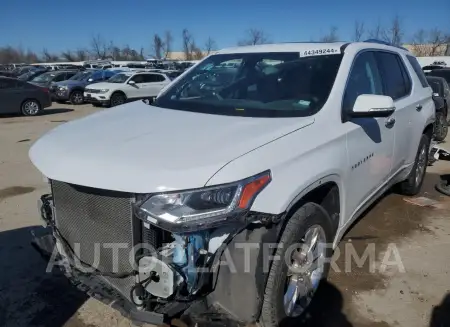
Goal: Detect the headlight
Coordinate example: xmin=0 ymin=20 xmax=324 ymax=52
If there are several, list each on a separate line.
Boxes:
xmin=58 ymin=86 xmax=68 ymax=90
xmin=135 ymin=171 xmax=271 ymax=232
xmin=98 ymin=89 xmax=109 ymax=93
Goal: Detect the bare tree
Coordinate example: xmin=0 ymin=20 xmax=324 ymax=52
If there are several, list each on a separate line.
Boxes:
xmin=61 ymin=50 xmax=76 ymax=62
xmin=182 ymin=29 xmax=193 ymax=60
xmin=382 ymin=15 xmax=403 ymax=46
xmin=152 ymin=34 xmax=165 ymax=59
xmin=90 ymin=34 xmax=108 ymax=59
xmin=42 ymin=48 xmax=59 ymax=62
xmin=205 ymin=37 xmax=217 ymax=55
xmin=368 ymin=19 xmax=384 ymax=39
xmin=428 ymin=28 xmax=449 ymax=56
xmin=320 ymin=26 xmax=339 ymax=42
xmin=238 ymin=29 xmax=270 ymax=46
xmin=163 ymin=31 xmax=173 ymax=59
xmin=76 ymin=49 xmax=88 ymax=61
xmin=353 ymin=21 xmax=365 ymax=41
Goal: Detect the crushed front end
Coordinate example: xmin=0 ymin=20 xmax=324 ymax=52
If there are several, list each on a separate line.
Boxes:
xmin=32 ymin=173 xmax=281 ymax=326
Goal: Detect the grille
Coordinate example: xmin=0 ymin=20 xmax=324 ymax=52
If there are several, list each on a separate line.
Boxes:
xmin=85 ymin=88 xmax=100 ymax=93
xmin=51 ymin=180 xmax=136 ymax=299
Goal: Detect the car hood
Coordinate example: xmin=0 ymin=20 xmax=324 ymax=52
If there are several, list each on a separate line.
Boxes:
xmin=29 ymin=101 xmax=314 ymax=193
xmin=86 ymin=82 xmax=114 ymax=90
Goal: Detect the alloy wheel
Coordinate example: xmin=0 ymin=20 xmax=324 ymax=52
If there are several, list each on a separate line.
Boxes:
xmin=283 ymin=225 xmax=326 ymax=317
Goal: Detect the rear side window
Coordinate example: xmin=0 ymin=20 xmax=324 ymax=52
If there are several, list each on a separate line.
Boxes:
xmin=147 ymin=74 xmax=165 ymax=82
xmin=376 ymin=52 xmax=411 ymax=100
xmin=406 ymin=55 xmax=429 ymax=88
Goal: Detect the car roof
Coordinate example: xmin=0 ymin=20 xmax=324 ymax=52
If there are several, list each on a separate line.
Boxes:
xmin=217 ymin=41 xmax=409 ymax=56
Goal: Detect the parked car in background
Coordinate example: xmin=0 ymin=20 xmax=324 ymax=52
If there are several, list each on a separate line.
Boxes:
xmin=52 ymin=69 xmax=117 ymax=105
xmin=0 ymin=77 xmax=51 ymax=116
xmin=427 ymin=76 xmax=450 ymax=141
xmin=30 ymin=70 xmax=78 ymax=91
xmin=17 ymin=69 xmax=48 ymax=82
xmin=426 ymin=68 xmax=450 ymax=84
xmin=84 ymin=71 xmax=171 ymax=107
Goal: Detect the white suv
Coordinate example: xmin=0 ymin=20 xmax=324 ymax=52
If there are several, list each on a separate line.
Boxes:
xmin=84 ymin=71 xmax=171 ymax=107
xmin=30 ymin=41 xmax=434 ymax=327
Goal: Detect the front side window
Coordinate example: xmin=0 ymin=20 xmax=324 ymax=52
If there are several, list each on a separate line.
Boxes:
xmin=154 ymin=52 xmax=343 ymax=117
xmin=343 ymin=51 xmax=383 ymax=112
xmin=130 ymin=74 xmax=145 ymax=84
xmin=52 ymin=73 xmax=66 ymax=82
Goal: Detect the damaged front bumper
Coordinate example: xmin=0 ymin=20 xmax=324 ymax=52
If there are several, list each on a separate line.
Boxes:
xmin=31 ymin=193 xmax=283 ymax=326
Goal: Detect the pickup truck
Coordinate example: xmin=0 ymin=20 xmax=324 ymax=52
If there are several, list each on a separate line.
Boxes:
xmin=30 ymin=40 xmax=435 ymax=327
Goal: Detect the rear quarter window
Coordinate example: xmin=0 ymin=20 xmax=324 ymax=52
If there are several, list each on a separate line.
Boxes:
xmin=406 ymin=56 xmax=429 ymax=88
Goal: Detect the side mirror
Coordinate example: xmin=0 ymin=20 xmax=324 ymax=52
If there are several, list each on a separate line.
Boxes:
xmin=128 ymin=80 xmax=136 ymax=85
xmin=350 ymin=94 xmax=395 ymax=118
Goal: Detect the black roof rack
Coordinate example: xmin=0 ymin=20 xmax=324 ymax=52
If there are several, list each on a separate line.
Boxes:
xmin=363 ymin=39 xmax=409 ymax=51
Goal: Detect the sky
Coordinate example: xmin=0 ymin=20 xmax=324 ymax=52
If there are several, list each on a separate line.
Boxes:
xmin=1 ymin=0 xmax=449 ymax=56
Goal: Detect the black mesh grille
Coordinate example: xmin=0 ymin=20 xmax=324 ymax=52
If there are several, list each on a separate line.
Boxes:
xmin=51 ymin=180 xmax=135 ymax=299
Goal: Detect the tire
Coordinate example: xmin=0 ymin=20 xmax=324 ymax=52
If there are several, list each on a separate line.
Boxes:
xmin=398 ymin=134 xmax=430 ymax=196
xmin=21 ymin=99 xmax=41 ymax=116
xmin=110 ymin=93 xmax=126 ymax=107
xmin=259 ymin=203 xmax=335 ymax=327
xmin=434 ymin=112 xmax=448 ymax=142
xmin=69 ymin=91 xmax=84 ymax=105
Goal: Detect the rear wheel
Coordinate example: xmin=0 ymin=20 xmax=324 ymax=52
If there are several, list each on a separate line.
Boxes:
xmin=434 ymin=111 xmax=448 ymax=142
xmin=259 ymin=203 xmax=334 ymax=327
xmin=21 ymin=99 xmax=41 ymax=116
xmin=398 ymin=134 xmax=430 ymax=195
xmin=70 ymin=91 xmax=84 ymax=105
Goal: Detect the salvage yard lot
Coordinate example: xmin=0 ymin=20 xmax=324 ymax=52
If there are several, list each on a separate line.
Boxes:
xmin=1 ymin=104 xmax=450 ymax=327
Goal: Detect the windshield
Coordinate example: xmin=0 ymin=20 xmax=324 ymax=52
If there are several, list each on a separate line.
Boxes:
xmin=108 ymin=73 xmax=130 ymax=83
xmin=32 ymin=72 xmax=55 ymax=82
xmin=69 ymin=71 xmax=92 ymax=81
xmin=154 ymin=52 xmax=343 ymax=117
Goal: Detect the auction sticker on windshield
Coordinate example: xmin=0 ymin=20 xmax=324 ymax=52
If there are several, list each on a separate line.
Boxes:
xmin=301 ymin=48 xmax=340 ymax=57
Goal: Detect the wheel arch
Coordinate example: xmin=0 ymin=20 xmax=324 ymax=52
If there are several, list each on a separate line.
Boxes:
xmin=111 ymin=90 xmax=127 ymax=99
xmin=283 ymin=175 xmax=342 ymax=234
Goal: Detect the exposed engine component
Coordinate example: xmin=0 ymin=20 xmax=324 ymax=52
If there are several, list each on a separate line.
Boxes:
xmin=172 ymin=232 xmax=208 ymax=292
xmin=138 ymin=256 xmax=178 ymax=298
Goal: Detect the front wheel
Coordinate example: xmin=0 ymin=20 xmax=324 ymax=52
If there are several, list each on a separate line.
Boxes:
xmin=259 ymin=203 xmax=334 ymax=327
xmin=110 ymin=93 xmax=126 ymax=107
xmin=70 ymin=91 xmax=84 ymax=105
xmin=397 ymin=134 xmax=430 ymax=196
xmin=21 ymin=99 xmax=41 ymax=116
xmin=434 ymin=112 xmax=448 ymax=142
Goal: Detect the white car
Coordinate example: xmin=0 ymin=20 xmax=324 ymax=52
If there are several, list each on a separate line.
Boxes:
xmin=84 ymin=71 xmax=171 ymax=107
xmin=30 ymin=40 xmax=434 ymax=327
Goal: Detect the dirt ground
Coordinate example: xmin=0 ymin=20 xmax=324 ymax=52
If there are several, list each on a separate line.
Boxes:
xmin=1 ymin=103 xmax=450 ymax=327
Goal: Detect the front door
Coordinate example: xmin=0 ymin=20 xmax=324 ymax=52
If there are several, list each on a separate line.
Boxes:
xmin=343 ymin=51 xmax=395 ymax=222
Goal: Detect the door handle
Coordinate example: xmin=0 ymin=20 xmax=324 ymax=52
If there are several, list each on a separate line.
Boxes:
xmin=416 ymin=104 xmax=423 ymax=111
xmin=385 ymin=117 xmax=396 ymax=128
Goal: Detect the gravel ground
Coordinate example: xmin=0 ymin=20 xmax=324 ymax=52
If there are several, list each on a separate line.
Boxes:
xmin=1 ymin=103 xmax=450 ymax=327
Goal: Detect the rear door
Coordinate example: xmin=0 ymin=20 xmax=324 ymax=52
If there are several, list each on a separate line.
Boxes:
xmin=145 ymin=74 xmax=170 ymax=97
xmin=405 ymin=55 xmax=435 ymax=164
xmin=374 ymin=51 xmax=413 ymax=174
xmin=0 ymin=79 xmax=23 ymax=114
